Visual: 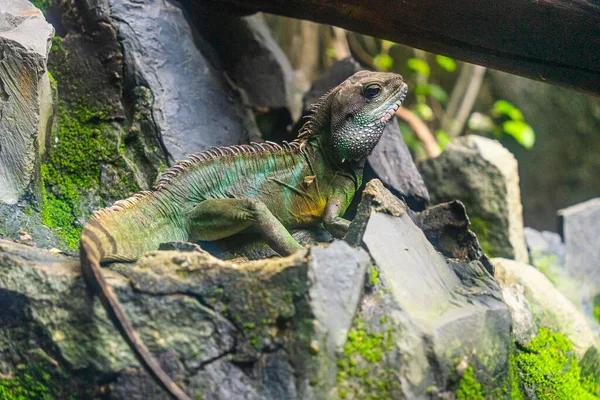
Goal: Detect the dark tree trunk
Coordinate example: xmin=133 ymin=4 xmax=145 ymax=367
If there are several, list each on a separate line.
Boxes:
xmin=201 ymin=0 xmax=600 ymax=96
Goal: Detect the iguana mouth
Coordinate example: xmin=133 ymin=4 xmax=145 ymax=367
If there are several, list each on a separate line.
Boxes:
xmin=367 ymin=82 xmax=408 ymax=128
xmin=376 ymin=82 xmax=408 ymax=125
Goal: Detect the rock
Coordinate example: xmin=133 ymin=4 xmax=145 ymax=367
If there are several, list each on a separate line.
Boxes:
xmin=199 ymin=227 xmax=333 ymax=261
xmin=501 ymin=284 xmax=537 ymax=346
xmin=310 ymin=243 xmax=368 ymax=341
xmin=0 ymin=0 xmax=54 ymax=204
xmin=302 ymin=57 xmax=363 ymax=110
xmin=0 ymin=237 xmax=368 ymax=399
xmin=524 ymin=226 xmax=565 ymax=272
xmin=0 ymin=203 xmax=67 ymax=253
xmin=89 ymin=0 xmax=251 ymax=164
xmin=342 ymin=180 xmax=511 ymax=398
xmin=191 ymin=11 xmax=302 ymax=139
xmin=302 ymin=58 xmax=430 ymax=209
xmin=522 ymin=226 xmax=591 ymax=320
xmin=419 ymin=135 xmax=529 ymax=263
xmin=558 ymin=198 xmax=600 ymax=291
xmin=493 ymin=257 xmax=597 ymax=356
xmin=412 ymin=200 xmax=493 ymax=274
xmin=307 ymin=241 xmax=370 ymax=395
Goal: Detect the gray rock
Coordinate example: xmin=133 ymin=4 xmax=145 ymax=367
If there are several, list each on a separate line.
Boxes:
xmin=192 ymin=11 xmax=302 ymax=136
xmin=308 ymin=241 xmax=369 ymax=393
xmin=523 ymin=226 xmax=597 ymax=328
xmin=494 ymin=257 xmax=597 ymax=357
xmin=558 ymin=198 xmax=600 ymax=291
xmin=343 ymin=180 xmax=511 ymax=398
xmin=302 ymin=57 xmax=430 ymax=209
xmin=0 ymin=237 xmax=369 ymax=399
xmin=501 ymin=284 xmax=537 ymax=346
xmin=524 ymin=226 xmax=565 ymax=271
xmin=0 ymin=0 xmax=54 ymax=203
xmin=198 ymin=227 xmax=332 ymax=261
xmin=412 ymin=200 xmax=493 ymax=274
xmin=0 ymin=203 xmax=67 ymax=252
xmin=89 ymin=0 xmax=250 ymax=164
xmin=303 ymin=57 xmax=363 ymax=110
xmin=419 ymin=135 xmax=529 ymax=263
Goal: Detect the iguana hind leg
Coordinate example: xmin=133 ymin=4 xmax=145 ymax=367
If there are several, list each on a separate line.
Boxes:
xmin=188 ymin=198 xmax=304 ymax=256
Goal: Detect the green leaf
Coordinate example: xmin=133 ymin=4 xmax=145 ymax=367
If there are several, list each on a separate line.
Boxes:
xmin=407 ymin=58 xmax=430 ymax=77
xmin=326 ymin=47 xmax=337 ymax=58
xmin=428 ymin=84 xmax=448 ymax=103
xmin=502 ymin=120 xmax=535 ymax=149
xmin=493 ymin=100 xmax=524 ymax=121
xmin=374 ymin=54 xmax=393 ymax=71
xmin=435 ymin=55 xmax=456 ymax=72
xmin=435 ymin=130 xmax=452 ymax=150
xmin=412 ymin=103 xmax=434 ymax=121
xmin=414 ymin=84 xmax=447 ymax=103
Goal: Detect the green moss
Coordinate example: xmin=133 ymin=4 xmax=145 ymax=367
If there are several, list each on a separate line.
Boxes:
xmin=580 ymin=347 xmax=600 ymax=396
xmin=469 ymin=216 xmax=494 ymax=257
xmin=456 ymin=366 xmax=484 ymax=400
xmin=516 ymin=328 xmax=599 ymax=399
xmin=335 ymin=319 xmax=397 ymax=400
xmin=50 ymin=37 xmax=61 ymax=55
xmin=40 ymin=38 xmax=139 ymax=249
xmin=39 ymin=172 xmax=81 ymax=249
xmin=369 ymin=264 xmax=379 ymax=286
xmin=593 ymin=294 xmax=600 ymax=325
xmin=0 ymin=362 xmax=73 ymax=400
xmin=506 ymin=340 xmax=525 ymax=400
xmin=30 ymin=0 xmax=56 ymax=12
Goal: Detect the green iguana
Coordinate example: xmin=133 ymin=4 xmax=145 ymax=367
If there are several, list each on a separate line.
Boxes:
xmin=80 ymin=70 xmax=407 ymax=400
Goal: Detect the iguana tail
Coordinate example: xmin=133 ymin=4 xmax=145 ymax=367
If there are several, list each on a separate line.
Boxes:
xmin=80 ymin=226 xmax=191 ymax=400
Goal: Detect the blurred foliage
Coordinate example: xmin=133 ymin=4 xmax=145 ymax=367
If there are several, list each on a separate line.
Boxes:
xmin=469 ymin=100 xmax=536 ymax=149
xmin=345 ymin=35 xmax=535 ymax=159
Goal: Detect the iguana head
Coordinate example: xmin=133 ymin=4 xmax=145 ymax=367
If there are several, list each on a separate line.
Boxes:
xmin=301 ymin=70 xmax=407 ymax=163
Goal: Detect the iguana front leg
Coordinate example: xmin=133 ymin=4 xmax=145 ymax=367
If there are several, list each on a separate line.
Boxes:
xmin=322 ymin=191 xmax=351 ymax=239
xmin=188 ymin=198 xmax=304 ymax=256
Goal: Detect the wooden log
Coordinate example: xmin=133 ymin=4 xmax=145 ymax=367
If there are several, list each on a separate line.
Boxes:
xmin=204 ymin=0 xmax=600 ymax=96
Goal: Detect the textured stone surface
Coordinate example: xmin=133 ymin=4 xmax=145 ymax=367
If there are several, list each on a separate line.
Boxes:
xmin=0 ymin=0 xmax=53 ymax=203
xmin=558 ymin=198 xmax=600 ymax=291
xmin=494 ymin=257 xmax=597 ymax=356
xmin=303 ymin=58 xmax=430 ymax=209
xmin=309 ymin=240 xmax=369 ymax=355
xmin=191 ymin=11 xmax=302 ymax=138
xmin=523 ymin=227 xmax=597 ymax=328
xmin=524 ymin=226 xmax=565 ymax=271
xmin=0 ymin=237 xmax=370 ymax=399
xmin=413 ymin=200 xmax=494 ymax=274
xmin=90 ymin=0 xmax=250 ymax=164
xmin=345 ymin=180 xmax=511 ymax=398
xmin=501 ymin=284 xmax=537 ymax=346
xmin=419 ymin=135 xmax=528 ymax=263
xmin=0 ymin=203 xmax=66 ymax=252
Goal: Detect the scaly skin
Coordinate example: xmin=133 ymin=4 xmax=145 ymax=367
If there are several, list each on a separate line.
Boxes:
xmin=80 ymin=70 xmax=408 ymax=400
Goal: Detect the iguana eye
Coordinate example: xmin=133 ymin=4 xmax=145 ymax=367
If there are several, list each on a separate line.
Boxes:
xmin=363 ymin=83 xmax=382 ymax=99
